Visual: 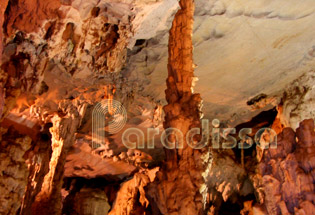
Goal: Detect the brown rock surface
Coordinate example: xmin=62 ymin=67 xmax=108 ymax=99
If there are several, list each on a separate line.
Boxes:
xmin=71 ymin=188 xmax=111 ymax=215
xmin=31 ymin=101 xmax=82 ymax=215
xmin=0 ymin=127 xmax=32 ymax=215
xmin=109 ymin=168 xmax=159 ymax=215
xmin=148 ymin=0 xmax=207 ymax=214
xmin=254 ymin=119 xmax=315 ymax=215
xmin=0 ymin=0 xmax=9 ymax=63
xmin=0 ymin=0 xmax=315 ymax=215
xmin=3 ymin=0 xmax=62 ymax=35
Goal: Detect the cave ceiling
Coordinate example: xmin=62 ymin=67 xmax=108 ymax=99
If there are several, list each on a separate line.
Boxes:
xmin=125 ymin=0 xmax=315 ymax=126
xmin=1 ymin=0 xmax=315 ymax=214
xmin=2 ymin=0 xmax=315 ymax=127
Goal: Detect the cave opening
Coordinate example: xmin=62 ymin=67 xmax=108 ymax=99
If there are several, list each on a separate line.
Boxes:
xmin=219 ymin=200 xmax=241 ymax=215
xmin=233 ymin=107 xmax=278 ymax=163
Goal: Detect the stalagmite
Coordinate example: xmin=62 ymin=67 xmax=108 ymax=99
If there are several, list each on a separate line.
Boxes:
xmin=149 ymin=0 xmax=207 ymax=214
xmin=1 ymin=0 xmax=315 ymax=214
xmin=31 ymin=101 xmax=82 ymax=215
xmin=109 ymin=168 xmax=159 ymax=215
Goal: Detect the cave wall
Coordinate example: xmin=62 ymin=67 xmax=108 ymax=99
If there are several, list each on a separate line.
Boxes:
xmin=278 ymin=72 xmax=315 ymax=130
xmin=0 ymin=128 xmax=32 ymax=214
xmin=0 ymin=0 xmax=315 ymax=215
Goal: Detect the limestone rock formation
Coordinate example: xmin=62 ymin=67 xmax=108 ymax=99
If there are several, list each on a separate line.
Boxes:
xmin=255 ymin=119 xmax=315 ymax=215
xmin=0 ymin=128 xmax=32 ymax=214
xmin=70 ymin=188 xmax=111 ymax=215
xmin=0 ymin=0 xmax=315 ymax=215
xmin=109 ymin=168 xmax=159 ymax=215
xmin=278 ymin=72 xmax=315 ymax=130
xmin=31 ymin=102 xmax=82 ymax=215
xmin=148 ymin=0 xmax=207 ymax=214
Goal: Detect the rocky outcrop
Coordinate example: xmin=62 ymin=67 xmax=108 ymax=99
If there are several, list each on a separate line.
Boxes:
xmin=31 ymin=101 xmax=83 ymax=215
xmin=277 ymin=72 xmax=315 ymax=130
xmin=252 ymin=119 xmax=315 ymax=215
xmin=19 ymin=123 xmax=52 ymax=215
xmin=3 ymin=0 xmax=62 ymax=36
xmin=109 ymin=168 xmax=159 ymax=215
xmin=204 ymin=151 xmax=249 ymax=215
xmin=0 ymin=1 xmax=140 ymax=212
xmin=0 ymin=0 xmax=9 ymax=63
xmin=64 ymin=140 xmax=137 ymax=180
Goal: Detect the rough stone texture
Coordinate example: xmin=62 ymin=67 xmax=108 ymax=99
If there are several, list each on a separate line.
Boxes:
xmin=0 ymin=0 xmax=315 ymax=215
xmin=3 ymin=0 xmax=62 ymax=36
xmin=64 ymin=140 xmax=137 ymax=180
xmin=71 ymin=188 xmax=111 ymax=215
xmin=31 ymin=101 xmax=82 ymax=215
xmin=0 ymin=127 xmax=32 ymax=215
xmin=148 ymin=0 xmax=207 ymax=214
xmin=0 ymin=0 xmax=9 ymax=63
xmin=0 ymin=0 xmax=137 ymax=125
xmin=0 ymin=1 xmax=149 ymax=212
xmin=278 ymin=72 xmax=315 ymax=130
xmin=109 ymin=168 xmax=159 ymax=215
xmin=253 ymin=119 xmax=315 ymax=215
xmin=19 ymin=129 xmax=52 ymax=215
xmin=205 ymin=151 xmax=247 ymax=214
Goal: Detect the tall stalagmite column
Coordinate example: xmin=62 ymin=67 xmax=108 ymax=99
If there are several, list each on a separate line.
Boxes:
xmin=31 ymin=101 xmax=82 ymax=215
xmin=152 ymin=0 xmax=206 ymax=214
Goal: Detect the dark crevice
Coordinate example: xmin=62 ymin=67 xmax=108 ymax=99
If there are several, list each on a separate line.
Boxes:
xmin=91 ymin=7 xmax=100 ymax=17
xmin=218 ymin=194 xmax=256 ymax=215
xmin=233 ymin=107 xmax=278 ymax=161
xmin=135 ymin=39 xmax=146 ymax=46
xmin=246 ymin=93 xmax=267 ymax=106
xmin=44 ymin=21 xmax=56 ymax=40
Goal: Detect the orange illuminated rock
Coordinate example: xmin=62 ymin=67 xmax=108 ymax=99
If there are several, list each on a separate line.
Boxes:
xmin=149 ymin=0 xmax=207 ymax=214
xmin=1 ymin=113 xmax=41 ymax=140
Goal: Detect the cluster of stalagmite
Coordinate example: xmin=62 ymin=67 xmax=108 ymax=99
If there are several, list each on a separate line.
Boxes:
xmin=252 ymin=119 xmax=315 ymax=215
xmin=1 ymin=0 xmax=315 ymax=215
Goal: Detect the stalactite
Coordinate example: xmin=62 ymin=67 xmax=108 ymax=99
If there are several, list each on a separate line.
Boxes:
xmin=149 ymin=0 xmax=207 ymax=214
